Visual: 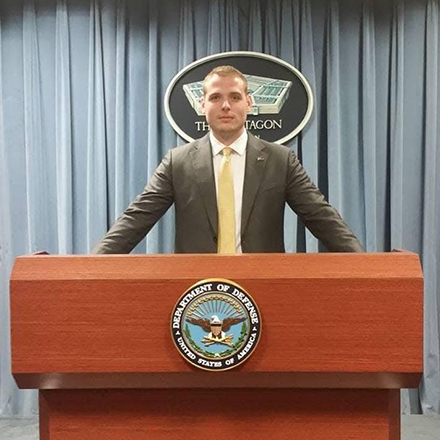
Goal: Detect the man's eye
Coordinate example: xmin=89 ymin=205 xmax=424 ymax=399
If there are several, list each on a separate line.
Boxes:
xmin=210 ymin=96 xmax=220 ymax=101
xmin=232 ymin=95 xmax=241 ymax=101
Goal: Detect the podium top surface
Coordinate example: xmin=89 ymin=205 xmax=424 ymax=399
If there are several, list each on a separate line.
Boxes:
xmin=10 ymin=252 xmax=423 ymax=390
xmin=11 ymin=252 xmax=422 ymax=281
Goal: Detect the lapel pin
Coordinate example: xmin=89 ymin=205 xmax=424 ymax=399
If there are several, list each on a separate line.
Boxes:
xmin=257 ymin=156 xmax=265 ymax=161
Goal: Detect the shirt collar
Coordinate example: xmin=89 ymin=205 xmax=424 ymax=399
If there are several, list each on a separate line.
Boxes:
xmin=210 ymin=130 xmax=248 ymax=157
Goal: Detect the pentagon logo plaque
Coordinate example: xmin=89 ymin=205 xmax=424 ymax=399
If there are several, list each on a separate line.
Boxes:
xmin=165 ymin=51 xmax=314 ymax=144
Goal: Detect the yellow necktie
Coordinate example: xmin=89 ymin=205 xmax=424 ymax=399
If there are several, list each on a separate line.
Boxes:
xmin=217 ymin=147 xmax=236 ymax=253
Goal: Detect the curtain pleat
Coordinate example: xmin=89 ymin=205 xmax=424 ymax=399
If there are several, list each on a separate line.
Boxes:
xmin=2 ymin=3 xmax=38 ymax=408
xmin=0 ymin=13 xmax=14 ymax=416
xmin=360 ymin=0 xmax=377 ymax=252
xmin=1 ymin=0 xmax=440 ymax=416
xmin=265 ymin=1 xmax=281 ymax=55
xmin=389 ymin=0 xmax=404 ymax=250
xmin=207 ymin=0 xmax=224 ymax=53
xmin=86 ymin=0 xmax=108 ymax=250
xmin=325 ymin=1 xmax=343 ymax=213
xmin=114 ymin=0 xmax=127 ymax=219
xmin=226 ymin=0 xmax=239 ymax=51
xmin=0 ymin=5 xmax=38 ymax=415
xmin=177 ymin=0 xmax=195 ymax=151
xmin=178 ymin=0 xmax=195 ymax=69
xmin=298 ymin=0 xmax=319 ymax=252
xmin=208 ymin=0 xmax=239 ymax=53
xmin=248 ymin=0 xmax=263 ymax=52
xmin=23 ymin=1 xmax=45 ymax=252
xmin=55 ymin=0 xmax=73 ymax=254
xmin=420 ymin=0 xmax=440 ymax=415
xmin=279 ymin=1 xmax=299 ymax=252
xmin=100 ymin=1 xmax=117 ymax=226
xmin=144 ymin=0 xmax=163 ymax=253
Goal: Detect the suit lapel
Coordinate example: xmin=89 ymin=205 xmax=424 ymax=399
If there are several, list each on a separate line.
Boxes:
xmin=241 ymin=134 xmax=269 ymax=236
xmin=190 ymin=134 xmax=218 ymax=236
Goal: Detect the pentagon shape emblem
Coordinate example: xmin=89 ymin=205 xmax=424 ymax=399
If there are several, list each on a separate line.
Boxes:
xmin=165 ymin=51 xmax=314 ymax=144
xmin=171 ymin=279 xmax=262 ymax=371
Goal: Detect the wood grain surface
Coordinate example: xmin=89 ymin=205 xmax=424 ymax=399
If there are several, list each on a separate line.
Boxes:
xmin=11 ymin=253 xmax=423 ymax=389
xmin=39 ymin=388 xmax=400 ymax=440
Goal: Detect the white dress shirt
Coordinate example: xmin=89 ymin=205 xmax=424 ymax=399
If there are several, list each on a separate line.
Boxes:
xmin=210 ymin=130 xmax=247 ymax=253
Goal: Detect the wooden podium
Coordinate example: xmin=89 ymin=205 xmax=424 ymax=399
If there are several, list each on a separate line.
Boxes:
xmin=10 ymin=253 xmax=423 ymax=440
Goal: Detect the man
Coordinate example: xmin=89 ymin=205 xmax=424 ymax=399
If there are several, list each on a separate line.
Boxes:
xmin=92 ymin=66 xmax=363 ymax=254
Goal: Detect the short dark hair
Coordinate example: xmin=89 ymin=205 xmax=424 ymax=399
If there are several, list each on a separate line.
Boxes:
xmin=203 ymin=65 xmax=248 ymax=95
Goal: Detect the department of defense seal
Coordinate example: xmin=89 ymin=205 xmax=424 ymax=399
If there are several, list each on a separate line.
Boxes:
xmin=171 ymin=279 xmax=262 ymax=371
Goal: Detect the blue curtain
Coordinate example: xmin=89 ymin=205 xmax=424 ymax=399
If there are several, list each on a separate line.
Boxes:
xmin=0 ymin=0 xmax=439 ymax=416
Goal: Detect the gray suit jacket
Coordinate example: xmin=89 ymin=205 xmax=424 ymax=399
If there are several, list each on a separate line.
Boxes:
xmin=92 ymin=133 xmax=364 ymax=254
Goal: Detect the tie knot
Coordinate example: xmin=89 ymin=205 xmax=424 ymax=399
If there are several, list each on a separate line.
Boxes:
xmin=222 ymin=147 xmax=232 ymax=157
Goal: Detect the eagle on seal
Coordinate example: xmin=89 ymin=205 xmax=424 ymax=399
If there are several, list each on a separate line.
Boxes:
xmin=186 ymin=314 xmax=246 ymax=340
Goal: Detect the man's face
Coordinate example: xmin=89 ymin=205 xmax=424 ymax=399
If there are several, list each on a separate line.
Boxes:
xmin=202 ymin=74 xmax=252 ymax=144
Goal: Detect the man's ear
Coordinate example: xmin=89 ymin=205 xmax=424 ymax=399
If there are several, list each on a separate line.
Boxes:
xmin=246 ymin=94 xmax=253 ymax=112
xmin=201 ymin=96 xmax=205 ymax=110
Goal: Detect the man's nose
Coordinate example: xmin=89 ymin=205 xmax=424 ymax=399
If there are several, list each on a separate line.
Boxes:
xmin=221 ymin=99 xmax=231 ymax=110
